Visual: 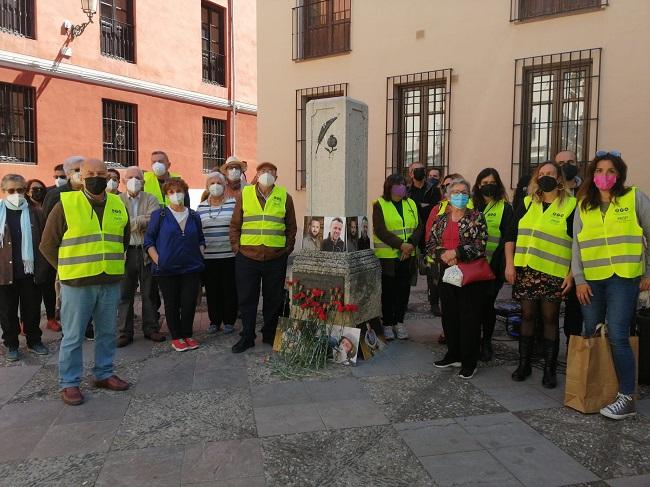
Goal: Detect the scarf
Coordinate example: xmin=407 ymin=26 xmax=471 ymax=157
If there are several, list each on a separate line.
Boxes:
xmin=0 ymin=198 xmax=34 ymax=275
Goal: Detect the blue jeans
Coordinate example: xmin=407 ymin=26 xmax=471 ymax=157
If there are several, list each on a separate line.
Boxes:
xmin=581 ymin=275 xmax=639 ymax=395
xmin=59 ymin=283 xmax=120 ymax=389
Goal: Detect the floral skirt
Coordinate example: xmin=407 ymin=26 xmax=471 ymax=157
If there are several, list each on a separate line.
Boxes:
xmin=512 ymin=266 xmax=564 ymax=302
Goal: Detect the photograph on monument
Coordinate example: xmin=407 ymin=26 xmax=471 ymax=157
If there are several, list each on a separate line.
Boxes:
xmin=321 ymin=216 xmax=347 ymax=252
xmin=301 ymin=216 xmax=324 ymax=251
xmin=359 ymin=320 xmax=386 ymax=360
xmin=345 ymin=217 xmax=359 ymax=252
xmin=358 ymin=216 xmax=371 ymax=250
xmin=328 ymin=325 xmax=361 ymax=365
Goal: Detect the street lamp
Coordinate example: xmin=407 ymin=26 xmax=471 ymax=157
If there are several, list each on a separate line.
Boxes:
xmin=68 ymin=0 xmax=98 ymax=39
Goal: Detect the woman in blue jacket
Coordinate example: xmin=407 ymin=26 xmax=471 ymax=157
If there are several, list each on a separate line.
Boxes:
xmin=145 ymin=178 xmax=205 ymax=352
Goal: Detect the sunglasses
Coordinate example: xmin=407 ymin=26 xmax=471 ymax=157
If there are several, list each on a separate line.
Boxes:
xmin=596 ymin=150 xmax=621 ymax=158
xmin=6 ymin=188 xmax=26 ymax=194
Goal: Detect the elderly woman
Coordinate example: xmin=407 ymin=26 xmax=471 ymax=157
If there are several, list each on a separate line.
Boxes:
xmin=145 ymin=178 xmax=205 ymax=352
xmin=373 ymin=174 xmax=423 ymax=341
xmin=427 ymin=177 xmax=489 ymax=379
xmin=198 ymin=172 xmax=238 ymax=334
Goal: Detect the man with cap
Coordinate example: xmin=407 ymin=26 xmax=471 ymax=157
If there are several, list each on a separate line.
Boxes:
xmin=229 ymin=162 xmax=297 ymax=353
xmin=221 ymin=155 xmax=248 ymax=198
xmin=143 ymin=150 xmax=189 ymax=207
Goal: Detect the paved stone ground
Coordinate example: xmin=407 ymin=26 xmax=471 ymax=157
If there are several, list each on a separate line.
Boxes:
xmin=1 ymin=278 xmax=649 ymax=487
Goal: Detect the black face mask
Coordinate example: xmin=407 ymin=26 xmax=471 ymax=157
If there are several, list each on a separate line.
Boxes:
xmin=30 ymin=188 xmax=46 ymax=202
xmin=562 ymin=164 xmax=578 ymax=180
xmin=428 ymin=177 xmax=439 ymax=187
xmin=413 ymin=168 xmax=426 ymax=181
xmin=479 ymin=183 xmax=498 ymax=198
xmin=85 ymin=177 xmax=108 ymax=195
xmin=537 ymin=176 xmax=558 ymax=193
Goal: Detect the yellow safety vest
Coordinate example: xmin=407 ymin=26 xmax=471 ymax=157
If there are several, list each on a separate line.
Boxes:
xmin=143 ymin=171 xmax=181 ymax=206
xmin=481 ymin=200 xmax=505 ymax=263
xmin=373 ymin=197 xmax=419 ymax=259
xmin=58 ymin=192 xmax=128 ymax=280
xmin=240 ymin=184 xmax=287 ymax=248
xmin=577 ymin=187 xmax=644 ymax=280
xmin=514 ymin=195 xmax=576 ymax=278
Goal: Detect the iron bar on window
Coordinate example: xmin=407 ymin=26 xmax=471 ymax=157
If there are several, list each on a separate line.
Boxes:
xmin=0 ymin=82 xmax=36 ymax=164
xmin=0 ymin=0 xmax=33 ymax=38
xmin=102 ymin=100 xmax=137 ymax=168
xmin=202 ymin=4 xmax=226 ymax=85
xmin=203 ymin=117 xmax=226 ymax=172
xmin=292 ymin=0 xmax=351 ymax=61
xmin=510 ymin=0 xmax=607 ymax=22
xmin=100 ymin=0 xmax=135 ymax=62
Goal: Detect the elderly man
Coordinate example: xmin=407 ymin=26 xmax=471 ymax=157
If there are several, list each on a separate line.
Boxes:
xmin=302 ymin=218 xmax=322 ymax=251
xmin=230 ymin=162 xmax=297 ymax=353
xmin=42 ymin=155 xmax=85 ymax=218
xmin=143 ymin=150 xmax=188 ymax=206
xmin=221 ymin=155 xmax=248 ymax=198
xmin=40 ymin=158 xmax=131 ymax=406
xmin=321 ymin=218 xmax=345 ymax=252
xmin=116 ymin=166 xmax=164 ymax=347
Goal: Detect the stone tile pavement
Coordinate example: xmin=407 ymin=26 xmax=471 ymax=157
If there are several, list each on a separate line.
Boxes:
xmin=0 ymin=279 xmax=649 ymax=486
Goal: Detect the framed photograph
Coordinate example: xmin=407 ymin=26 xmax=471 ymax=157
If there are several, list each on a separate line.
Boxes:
xmin=346 ymin=217 xmax=359 ymax=252
xmin=328 ymin=325 xmax=361 ymax=365
xmin=322 ymin=216 xmax=346 ymax=252
xmin=302 ymin=216 xmax=324 ymax=251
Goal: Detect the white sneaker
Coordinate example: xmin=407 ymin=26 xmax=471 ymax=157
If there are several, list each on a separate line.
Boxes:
xmin=395 ymin=323 xmax=409 ymax=340
xmin=600 ymin=393 xmax=636 ymax=420
xmin=383 ymin=325 xmax=395 ymax=341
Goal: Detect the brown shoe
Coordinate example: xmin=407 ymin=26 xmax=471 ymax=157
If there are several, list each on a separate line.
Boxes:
xmin=94 ymin=375 xmax=130 ymax=391
xmin=61 ymin=387 xmax=84 ymax=406
xmin=145 ymin=331 xmax=166 ymax=342
xmin=117 ymin=336 xmax=132 ymax=348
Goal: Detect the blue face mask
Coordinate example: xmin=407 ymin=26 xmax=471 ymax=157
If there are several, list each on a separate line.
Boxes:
xmin=450 ymin=193 xmax=469 ymax=209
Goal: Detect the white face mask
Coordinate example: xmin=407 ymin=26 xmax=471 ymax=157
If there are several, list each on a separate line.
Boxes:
xmin=169 ymin=192 xmax=185 ymax=206
xmin=55 ymin=176 xmax=68 ymax=187
xmin=106 ymin=179 xmax=119 ymax=192
xmin=227 ymin=168 xmax=241 ymax=182
xmin=6 ymin=193 xmax=25 ymax=207
xmin=209 ymin=183 xmax=225 ymax=197
xmin=152 ymin=162 xmax=167 ymax=177
xmin=258 ymin=172 xmax=276 ymax=188
xmin=70 ymin=171 xmax=82 ymax=185
xmin=126 ymin=177 xmax=142 ymax=194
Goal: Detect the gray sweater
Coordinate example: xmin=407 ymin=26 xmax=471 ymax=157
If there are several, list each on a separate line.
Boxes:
xmin=572 ymin=188 xmax=650 ymax=285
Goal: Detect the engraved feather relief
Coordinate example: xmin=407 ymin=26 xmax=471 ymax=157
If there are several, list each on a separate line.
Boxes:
xmin=315 ymin=116 xmax=338 ymax=156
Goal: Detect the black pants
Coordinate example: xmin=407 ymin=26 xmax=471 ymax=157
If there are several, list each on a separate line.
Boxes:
xmin=117 ymin=248 xmax=159 ymax=339
xmin=563 ymin=286 xmax=583 ymax=338
xmin=427 ymin=267 xmax=440 ymax=309
xmin=157 ymin=273 xmax=201 ymax=340
xmin=0 ymin=277 xmax=42 ymax=348
xmin=204 ymin=258 xmax=238 ymax=327
xmin=381 ymin=258 xmax=413 ymax=326
xmin=439 ymin=280 xmax=486 ymax=369
xmin=235 ymin=253 xmax=287 ymax=341
xmin=480 ymin=279 xmax=504 ymax=340
xmin=38 ymin=276 xmax=56 ymax=320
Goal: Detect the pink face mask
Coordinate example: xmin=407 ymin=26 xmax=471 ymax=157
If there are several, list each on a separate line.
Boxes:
xmin=593 ymin=173 xmax=617 ymax=191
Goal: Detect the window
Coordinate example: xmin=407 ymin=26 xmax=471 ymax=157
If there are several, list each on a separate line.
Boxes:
xmin=0 ymin=0 xmax=34 ymax=38
xmin=102 ymin=100 xmax=137 ymax=167
xmin=202 ymin=3 xmax=226 ymax=85
xmin=0 ymin=82 xmax=36 ymax=164
xmin=511 ymin=0 xmax=607 ymax=21
xmin=292 ymin=0 xmax=351 ymax=60
xmin=512 ymin=48 xmax=601 ymax=186
xmin=386 ymin=70 xmax=452 ymax=178
xmin=100 ymin=0 xmax=135 ymax=62
xmin=202 ymin=117 xmax=226 ymax=172
xmin=295 ymin=83 xmax=347 ymax=190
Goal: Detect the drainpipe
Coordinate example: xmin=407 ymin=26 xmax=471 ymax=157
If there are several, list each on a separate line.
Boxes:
xmin=229 ymin=0 xmax=236 ymax=154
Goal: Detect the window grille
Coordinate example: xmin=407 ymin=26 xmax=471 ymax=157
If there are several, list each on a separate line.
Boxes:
xmin=0 ymin=82 xmax=36 ymax=164
xmin=202 ymin=3 xmax=226 ymax=85
xmin=292 ymin=0 xmax=351 ymax=61
xmin=203 ymin=117 xmax=227 ymax=172
xmin=0 ymin=0 xmax=34 ymax=38
xmin=100 ymin=0 xmax=135 ymax=62
xmin=102 ymin=99 xmax=137 ymax=168
xmin=511 ymin=0 xmax=607 ymax=22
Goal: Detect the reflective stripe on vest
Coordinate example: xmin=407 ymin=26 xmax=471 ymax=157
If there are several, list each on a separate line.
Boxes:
xmin=373 ymin=197 xmax=419 ymax=259
xmin=240 ymin=185 xmax=287 ymax=247
xmin=58 ymin=192 xmax=128 ymax=280
xmin=143 ymin=171 xmax=181 ymax=206
xmin=577 ymin=187 xmax=644 ymax=280
xmin=475 ymin=199 xmax=505 ymax=263
xmin=514 ymin=195 xmax=576 ymax=278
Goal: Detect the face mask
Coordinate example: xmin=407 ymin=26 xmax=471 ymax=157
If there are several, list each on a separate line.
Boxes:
xmin=30 ymin=187 xmax=46 ymax=202
xmin=593 ymin=173 xmax=617 ymax=191
xmin=152 ymin=162 xmax=167 ymax=177
xmin=70 ymin=171 xmax=82 ymax=185
xmin=169 ymin=192 xmax=185 ymax=205
xmin=450 ymin=193 xmax=469 ymax=209
xmin=537 ymin=176 xmax=558 ymax=193
xmin=428 ymin=177 xmax=439 ymax=187
xmin=126 ymin=178 xmax=142 ymax=194
xmin=258 ymin=172 xmax=276 ymax=187
xmin=209 ymin=183 xmax=224 ymax=197
xmin=479 ymin=183 xmax=498 ymax=198
xmin=391 ymin=184 xmax=407 ymax=198
xmin=55 ymin=177 xmax=68 ymax=188
xmin=84 ymin=177 xmax=108 ymax=195
xmin=106 ymin=179 xmax=119 ymax=192
xmin=227 ymin=168 xmax=241 ymax=182
xmin=412 ymin=168 xmax=426 ymax=181
xmin=6 ymin=193 xmax=25 ymax=207
xmin=562 ymin=164 xmax=578 ymax=181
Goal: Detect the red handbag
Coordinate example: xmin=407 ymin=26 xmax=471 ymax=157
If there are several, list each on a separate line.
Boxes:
xmin=458 ymin=258 xmax=495 ymax=285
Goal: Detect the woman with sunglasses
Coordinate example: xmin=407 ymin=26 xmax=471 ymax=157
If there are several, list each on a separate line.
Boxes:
xmin=573 ymin=151 xmax=650 ymax=420
xmin=26 ymin=179 xmax=47 ymax=209
xmin=512 ymin=161 xmax=575 ymax=388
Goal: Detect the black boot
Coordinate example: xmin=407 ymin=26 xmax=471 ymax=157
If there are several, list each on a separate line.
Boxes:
xmin=542 ymin=338 xmax=558 ymax=389
xmin=512 ymin=336 xmax=533 ymax=381
xmin=480 ymin=335 xmax=493 ymax=362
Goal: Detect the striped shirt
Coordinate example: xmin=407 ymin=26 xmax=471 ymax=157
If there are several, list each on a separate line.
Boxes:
xmin=197 ymin=198 xmax=236 ymax=259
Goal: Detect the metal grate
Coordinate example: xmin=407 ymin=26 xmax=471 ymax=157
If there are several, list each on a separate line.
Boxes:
xmin=102 ymin=100 xmax=137 ymax=168
xmin=295 ymin=83 xmax=348 ymax=190
xmin=511 ymin=0 xmax=607 ymax=22
xmin=292 ymin=0 xmax=351 ymax=61
xmin=0 ymin=82 xmax=36 ymax=164
xmin=0 ymin=0 xmax=33 ymax=37
xmin=202 ymin=3 xmax=226 ymax=85
xmin=100 ymin=0 xmax=135 ymax=62
xmin=203 ymin=117 xmax=226 ymax=172
xmin=386 ymin=69 xmax=452 ymax=178
xmin=511 ymin=48 xmax=601 ymax=187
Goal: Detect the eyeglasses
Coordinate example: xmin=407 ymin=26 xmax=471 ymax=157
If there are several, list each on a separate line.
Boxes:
xmin=5 ymin=188 xmax=26 ymax=194
xmin=596 ymin=150 xmax=621 ymax=158
xmin=54 ymin=175 xmax=67 ymax=180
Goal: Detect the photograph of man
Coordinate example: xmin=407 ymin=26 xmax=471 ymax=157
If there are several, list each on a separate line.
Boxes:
xmin=328 ymin=325 xmax=361 ymax=364
xmin=321 ymin=217 xmax=346 ymax=252
xmin=302 ymin=216 xmax=323 ymax=251
xmin=357 ymin=216 xmax=371 ymax=250
xmin=346 ymin=217 xmax=359 ymax=252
